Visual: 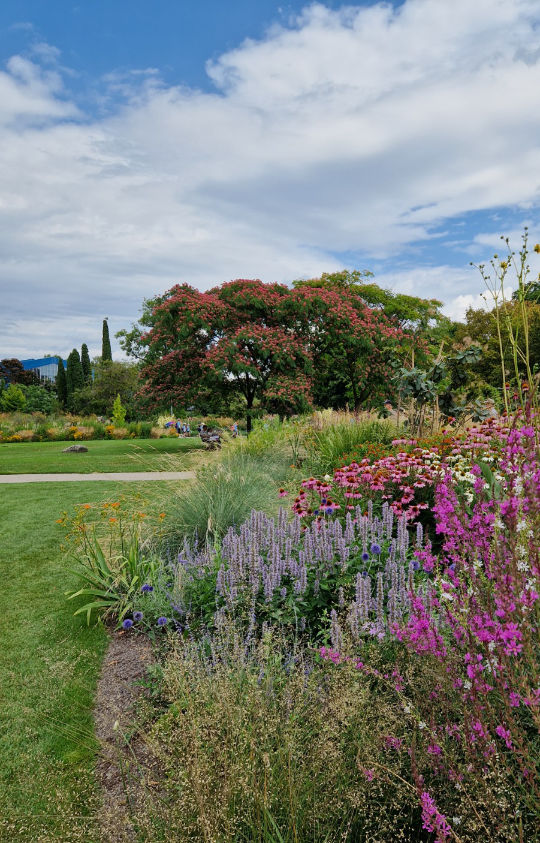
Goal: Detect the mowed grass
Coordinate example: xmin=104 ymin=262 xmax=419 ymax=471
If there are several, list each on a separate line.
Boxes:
xmin=0 ymin=480 xmax=168 ymax=841
xmin=0 ymin=436 xmax=203 ymax=475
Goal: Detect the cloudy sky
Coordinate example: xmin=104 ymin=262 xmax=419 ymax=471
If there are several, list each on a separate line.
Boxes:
xmin=1 ymin=0 xmax=540 ymax=360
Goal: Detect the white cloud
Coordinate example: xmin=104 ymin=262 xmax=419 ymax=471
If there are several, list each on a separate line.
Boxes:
xmin=2 ymin=0 xmax=540 ymax=357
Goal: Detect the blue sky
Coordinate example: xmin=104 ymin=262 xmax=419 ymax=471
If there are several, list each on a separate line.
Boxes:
xmin=1 ymin=0 xmax=539 ymax=359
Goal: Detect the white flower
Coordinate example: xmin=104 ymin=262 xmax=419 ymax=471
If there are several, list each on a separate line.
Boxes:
xmin=452 ymin=817 xmax=462 ymax=826
xmin=323 ymin=474 xmax=332 ymax=482
xmin=403 ymin=704 xmax=411 ymax=714
xmin=488 ymin=641 xmax=496 ymax=652
xmin=440 ymin=592 xmax=454 ymax=601
xmin=463 ymin=680 xmax=472 ymax=690
xmin=517 ymin=560 xmax=530 ymax=572
xmin=517 ymin=520 xmax=528 ymax=532
xmin=418 ymin=721 xmax=427 ymax=730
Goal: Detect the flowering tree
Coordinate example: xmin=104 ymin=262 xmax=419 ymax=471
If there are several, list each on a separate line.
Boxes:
xmin=289 ymin=285 xmax=404 ymax=409
xmin=135 ymin=280 xmax=312 ymax=428
xmin=131 ymin=277 xmax=406 ymax=423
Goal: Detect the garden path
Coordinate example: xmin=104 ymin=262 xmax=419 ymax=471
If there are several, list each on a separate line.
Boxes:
xmin=0 ymin=470 xmax=195 ymax=483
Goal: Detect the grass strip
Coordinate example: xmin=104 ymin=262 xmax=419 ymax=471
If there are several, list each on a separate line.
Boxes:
xmin=0 ymin=480 xmax=166 ymax=841
xmin=0 ymin=437 xmax=202 ymax=475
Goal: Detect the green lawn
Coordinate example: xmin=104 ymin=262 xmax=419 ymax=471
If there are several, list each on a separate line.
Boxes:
xmin=0 ymin=480 xmax=167 ymax=841
xmin=0 ymin=436 xmax=203 ymax=475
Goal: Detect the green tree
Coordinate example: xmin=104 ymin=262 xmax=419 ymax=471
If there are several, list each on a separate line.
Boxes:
xmin=129 ymin=278 xmax=403 ymax=425
xmin=81 ymin=344 xmax=92 ymax=384
xmin=20 ymin=383 xmax=58 ymax=414
xmin=101 ymin=319 xmax=112 ymax=362
xmin=112 ymin=394 xmax=127 ymax=426
xmin=1 ymin=383 xmax=26 ymax=411
xmin=73 ymin=360 xmax=139 ymax=417
xmin=66 ymin=349 xmax=84 ymax=411
xmin=55 ymin=358 xmax=67 ymax=408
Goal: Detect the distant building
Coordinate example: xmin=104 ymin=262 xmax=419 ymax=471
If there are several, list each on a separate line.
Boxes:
xmin=20 ymin=357 xmax=68 ymax=383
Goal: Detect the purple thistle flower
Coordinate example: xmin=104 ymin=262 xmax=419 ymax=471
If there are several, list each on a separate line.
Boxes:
xmin=122 ymin=618 xmax=133 ymax=629
xmin=141 ymin=583 xmax=153 ymax=593
xmin=361 ymin=551 xmax=370 ymax=561
xmin=157 ymin=616 xmax=168 ymax=626
xmin=133 ymin=611 xmax=143 ymax=622
xmin=370 ymin=543 xmax=381 ymax=555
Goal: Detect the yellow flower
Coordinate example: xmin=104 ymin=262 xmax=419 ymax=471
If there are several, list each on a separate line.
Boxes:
xmin=500 ymin=261 xmax=508 ymax=270
xmin=534 ymin=244 xmax=540 ymax=253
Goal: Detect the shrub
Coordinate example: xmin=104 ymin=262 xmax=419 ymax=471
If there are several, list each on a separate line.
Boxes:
xmin=158 ymin=448 xmax=293 ymax=553
xmin=112 ymin=394 xmax=127 ymax=427
xmin=305 ymin=417 xmax=400 ymax=475
xmin=173 ymin=504 xmax=427 ymax=641
xmin=111 ymin=426 xmax=128 ymax=439
xmin=383 ymin=419 xmax=540 ymax=841
xmin=141 ymin=632 xmax=427 ymax=842
xmin=65 ymin=503 xmax=171 ymax=626
xmin=1 ymin=384 xmax=26 ymax=412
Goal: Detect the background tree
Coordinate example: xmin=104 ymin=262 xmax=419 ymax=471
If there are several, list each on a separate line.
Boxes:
xmin=0 ymin=358 xmax=40 ymax=386
xmin=81 ymin=344 xmax=92 ymax=384
xmin=288 ymin=282 xmax=405 ymax=410
xmin=73 ymin=360 xmax=139 ymax=417
xmin=293 ymin=270 xmax=450 ymax=369
xmin=453 ymin=301 xmax=540 ymax=399
xmin=101 ymin=318 xmax=112 ymax=362
xmin=66 ymin=349 xmax=84 ymax=411
xmin=18 ymin=383 xmax=58 ymax=414
xmin=131 ymin=278 xmax=404 ymax=424
xmin=55 ymin=358 xmax=67 ymax=408
xmin=1 ymin=383 xmax=26 ymax=411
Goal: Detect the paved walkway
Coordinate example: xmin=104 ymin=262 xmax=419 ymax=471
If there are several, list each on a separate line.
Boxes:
xmin=0 ymin=471 xmax=195 ymax=484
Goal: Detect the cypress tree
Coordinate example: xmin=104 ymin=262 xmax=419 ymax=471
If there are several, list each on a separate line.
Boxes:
xmin=56 ymin=357 xmax=67 ymax=407
xmin=81 ymin=343 xmax=92 ymax=384
xmin=102 ymin=318 xmax=112 ymax=362
xmin=66 ymin=349 xmax=84 ymax=410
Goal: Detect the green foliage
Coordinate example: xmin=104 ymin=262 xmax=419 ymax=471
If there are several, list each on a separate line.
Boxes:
xmin=127 ymin=420 xmax=153 ymax=438
xmin=0 ymin=482 xmax=115 ymax=841
xmin=159 ymin=447 xmax=292 ymax=551
xmin=81 ymin=343 xmax=92 ymax=384
xmin=55 ymin=357 xmax=67 ymax=407
xmin=305 ymin=417 xmax=398 ymax=475
xmin=66 ymin=349 xmax=84 ymax=410
xmin=101 ymin=318 xmax=112 ymax=362
xmin=73 ymin=360 xmax=139 ymax=416
xmin=1 ymin=382 xmax=26 ymax=411
xmin=66 ymin=526 xmax=164 ymax=625
xmin=20 ymin=383 xmax=58 ymax=414
xmin=112 ymin=393 xmax=126 ymax=426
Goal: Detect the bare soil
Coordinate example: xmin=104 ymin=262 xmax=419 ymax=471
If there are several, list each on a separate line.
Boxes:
xmin=94 ymin=630 xmax=162 ymax=843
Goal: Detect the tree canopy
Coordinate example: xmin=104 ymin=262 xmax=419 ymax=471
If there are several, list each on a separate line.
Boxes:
xmin=130 ymin=277 xmax=406 ymax=424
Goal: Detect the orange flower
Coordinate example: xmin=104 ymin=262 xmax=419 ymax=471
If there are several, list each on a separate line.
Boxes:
xmin=109 ymin=517 xmax=117 ymax=523
xmin=111 ymin=502 xmax=120 ymax=509
xmin=159 ymin=512 xmax=166 ymax=520
xmin=55 ymin=518 xmax=63 ymax=524
xmin=82 ymin=504 xmax=91 ymax=510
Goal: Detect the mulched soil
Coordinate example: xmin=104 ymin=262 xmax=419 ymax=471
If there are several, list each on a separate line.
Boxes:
xmin=94 ymin=630 xmax=162 ymax=843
